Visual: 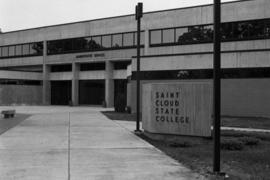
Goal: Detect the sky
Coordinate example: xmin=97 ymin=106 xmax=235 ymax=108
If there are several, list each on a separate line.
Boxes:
xmin=0 ymin=0 xmax=238 ymax=32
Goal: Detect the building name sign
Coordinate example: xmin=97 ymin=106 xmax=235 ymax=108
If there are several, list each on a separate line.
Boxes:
xmin=154 ymin=92 xmax=190 ymax=124
xmin=142 ymin=82 xmax=212 ymax=137
xmin=76 ymin=53 xmax=105 ymax=59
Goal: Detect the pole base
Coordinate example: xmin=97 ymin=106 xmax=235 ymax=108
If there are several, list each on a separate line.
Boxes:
xmin=212 ymin=172 xmax=228 ymax=178
xmin=134 ymin=129 xmax=142 ymax=135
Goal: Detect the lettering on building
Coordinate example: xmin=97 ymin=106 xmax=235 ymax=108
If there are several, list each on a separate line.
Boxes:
xmin=154 ymin=91 xmax=190 ymax=124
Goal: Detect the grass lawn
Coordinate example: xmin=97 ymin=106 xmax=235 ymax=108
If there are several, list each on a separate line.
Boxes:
xmin=102 ymin=111 xmax=270 ymax=179
xmin=102 ymin=111 xmax=270 ymax=130
xmin=0 ymin=113 xmax=30 ymax=135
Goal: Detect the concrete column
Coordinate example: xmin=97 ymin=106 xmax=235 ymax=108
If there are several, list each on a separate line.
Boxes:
xmin=72 ymin=62 xmax=79 ymax=106
xmin=105 ymin=61 xmax=114 ymax=107
xmin=42 ymin=41 xmax=50 ymax=105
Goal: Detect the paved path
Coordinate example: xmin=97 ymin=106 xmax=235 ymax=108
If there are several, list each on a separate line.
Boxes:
xmin=0 ymin=106 xmax=202 ymax=180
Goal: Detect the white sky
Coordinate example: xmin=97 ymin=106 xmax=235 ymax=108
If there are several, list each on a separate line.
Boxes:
xmin=0 ymin=0 xmax=237 ymax=32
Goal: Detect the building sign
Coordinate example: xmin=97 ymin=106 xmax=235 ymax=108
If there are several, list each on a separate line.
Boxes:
xmin=76 ymin=53 xmax=105 ymax=59
xmin=142 ymin=82 xmax=212 ymax=137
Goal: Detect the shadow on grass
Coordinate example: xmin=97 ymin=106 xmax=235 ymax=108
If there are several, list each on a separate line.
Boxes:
xmin=0 ymin=114 xmax=31 ymax=135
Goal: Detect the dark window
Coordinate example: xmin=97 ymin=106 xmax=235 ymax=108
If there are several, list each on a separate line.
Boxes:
xmin=8 ymin=46 xmax=15 ymax=56
xmin=30 ymin=42 xmax=43 ymax=55
xmin=203 ymin=25 xmax=214 ymax=42
xmin=113 ymin=61 xmax=130 ymax=70
xmin=73 ymin=38 xmax=87 ymax=51
xmin=63 ymin=39 xmax=73 ymax=52
xmin=249 ymin=21 xmax=265 ymax=38
xmin=91 ymin=36 xmax=102 ymax=50
xmin=163 ymin=29 xmax=175 ymax=43
xmin=151 ymin=18 xmax=270 ymax=46
xmin=221 ymin=22 xmax=234 ymax=40
xmin=80 ymin=62 xmax=105 ymax=71
xmin=112 ymin=34 xmax=122 ymax=48
xmin=16 ymin=45 xmax=22 ymax=56
xmin=102 ymin=35 xmax=111 ymax=48
xmin=51 ymin=64 xmax=72 ymax=72
xmin=150 ymin=30 xmax=161 ymax=44
xmin=123 ymin=32 xmax=134 ymax=46
xmin=22 ymin=44 xmax=30 ymax=55
xmin=264 ymin=20 xmax=270 ymax=37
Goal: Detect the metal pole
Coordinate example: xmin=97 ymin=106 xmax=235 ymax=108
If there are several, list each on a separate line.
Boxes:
xmin=135 ymin=3 xmax=142 ymax=133
xmin=213 ymin=0 xmax=221 ymax=173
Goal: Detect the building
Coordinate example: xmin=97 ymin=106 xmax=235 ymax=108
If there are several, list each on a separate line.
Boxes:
xmin=0 ymin=0 xmax=270 ymax=117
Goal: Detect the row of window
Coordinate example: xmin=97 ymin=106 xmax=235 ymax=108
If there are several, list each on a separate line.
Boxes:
xmin=50 ymin=61 xmax=129 ymax=72
xmin=47 ymin=31 xmax=145 ymax=55
xmin=150 ymin=18 xmax=270 ymax=45
xmin=0 ymin=42 xmax=43 ymax=58
xmin=1 ymin=18 xmax=270 ymax=58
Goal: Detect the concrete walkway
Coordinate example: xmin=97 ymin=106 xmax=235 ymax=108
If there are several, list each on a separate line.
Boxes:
xmin=0 ymin=106 xmax=202 ymax=180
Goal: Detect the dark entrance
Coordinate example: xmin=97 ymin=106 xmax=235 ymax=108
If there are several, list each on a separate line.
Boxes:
xmin=51 ymin=81 xmax=71 ymax=105
xmin=114 ymin=79 xmax=127 ymax=108
xmin=79 ymin=80 xmax=105 ymax=105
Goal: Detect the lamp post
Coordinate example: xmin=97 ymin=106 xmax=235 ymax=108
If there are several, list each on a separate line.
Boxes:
xmin=213 ymin=0 xmax=221 ymax=173
xmin=135 ymin=2 xmax=143 ymax=133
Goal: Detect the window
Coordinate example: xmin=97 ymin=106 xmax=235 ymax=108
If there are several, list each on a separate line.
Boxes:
xmin=51 ymin=64 xmax=72 ymax=72
xmin=134 ymin=31 xmax=145 ymax=45
xmin=16 ymin=45 xmax=22 ymax=56
xmin=162 ymin=29 xmax=175 ymax=43
xmin=80 ymin=62 xmax=105 ymax=71
xmin=264 ymin=20 xmax=270 ymax=37
xmin=150 ymin=30 xmax=162 ymax=44
xmin=30 ymin=42 xmax=43 ymax=55
xmin=203 ymin=25 xmax=214 ymax=42
xmin=176 ymin=27 xmax=188 ymax=44
xmin=123 ymin=32 xmax=134 ymax=46
xmin=113 ymin=61 xmax=130 ymax=70
xmin=63 ymin=39 xmax=73 ymax=52
xmin=22 ymin=44 xmax=30 ymax=55
xmin=8 ymin=46 xmax=15 ymax=56
xmin=112 ymin=34 xmax=122 ymax=48
xmin=102 ymin=35 xmax=111 ymax=48
xmin=2 ymin=46 xmax=8 ymax=57
xmin=91 ymin=36 xmax=102 ymax=50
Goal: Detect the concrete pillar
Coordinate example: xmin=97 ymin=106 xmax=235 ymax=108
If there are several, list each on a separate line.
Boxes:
xmin=105 ymin=61 xmax=114 ymax=107
xmin=42 ymin=41 xmax=50 ymax=105
xmin=72 ymin=62 xmax=79 ymax=106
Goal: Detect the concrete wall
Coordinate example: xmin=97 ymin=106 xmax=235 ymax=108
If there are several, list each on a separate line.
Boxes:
xmin=0 ymin=85 xmax=42 ymax=105
xmin=0 ymin=0 xmax=268 ymax=45
xmin=128 ymin=78 xmax=270 ymax=118
xmin=221 ymin=78 xmax=270 ymax=117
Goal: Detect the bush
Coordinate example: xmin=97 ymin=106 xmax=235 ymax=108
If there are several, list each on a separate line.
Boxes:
xmin=239 ymin=136 xmax=260 ymax=146
xmin=169 ymin=141 xmax=193 ymax=148
xmin=221 ymin=138 xmax=244 ymax=151
xmin=125 ymin=106 xmax=131 ymax=114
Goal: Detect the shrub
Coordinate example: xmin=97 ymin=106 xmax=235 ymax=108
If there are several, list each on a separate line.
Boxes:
xmin=239 ymin=136 xmax=260 ymax=146
xmin=169 ymin=141 xmax=193 ymax=148
xmin=221 ymin=138 xmax=244 ymax=151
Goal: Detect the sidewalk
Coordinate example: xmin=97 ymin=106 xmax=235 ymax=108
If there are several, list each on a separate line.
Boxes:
xmin=0 ymin=107 xmax=202 ymax=180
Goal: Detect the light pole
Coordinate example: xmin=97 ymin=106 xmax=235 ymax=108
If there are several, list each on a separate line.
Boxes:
xmin=135 ymin=2 xmax=143 ymax=133
xmin=213 ymin=0 xmax=221 ymax=173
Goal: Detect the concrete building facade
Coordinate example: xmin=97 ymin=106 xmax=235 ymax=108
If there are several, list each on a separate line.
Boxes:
xmin=0 ymin=0 xmax=270 ymax=117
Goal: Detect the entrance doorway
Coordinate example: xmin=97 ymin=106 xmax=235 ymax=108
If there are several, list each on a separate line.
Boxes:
xmin=51 ymin=81 xmax=71 ymax=105
xmin=79 ymin=80 xmax=105 ymax=105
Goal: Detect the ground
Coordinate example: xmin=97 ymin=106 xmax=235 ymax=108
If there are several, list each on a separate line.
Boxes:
xmin=102 ymin=111 xmax=270 ymax=180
